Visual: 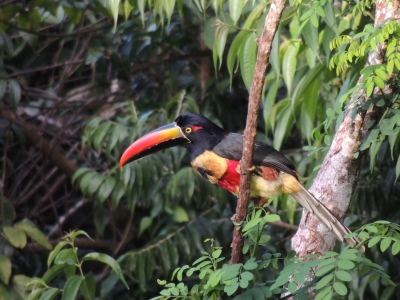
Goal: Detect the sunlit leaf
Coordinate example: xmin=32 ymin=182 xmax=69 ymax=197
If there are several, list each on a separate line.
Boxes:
xmin=229 ymin=0 xmax=244 ymax=25
xmin=15 ymin=220 xmax=52 ymax=250
xmin=3 ymin=226 xmax=27 ymax=248
xmin=83 ymin=253 xmax=128 ymax=289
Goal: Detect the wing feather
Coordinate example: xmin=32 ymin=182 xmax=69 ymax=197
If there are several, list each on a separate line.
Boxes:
xmin=212 ymin=133 xmax=297 ymax=178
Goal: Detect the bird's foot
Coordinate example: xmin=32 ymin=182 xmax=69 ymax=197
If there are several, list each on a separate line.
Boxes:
xmin=230 ymin=214 xmax=243 ymax=226
xmin=235 ymin=165 xmax=256 ymax=175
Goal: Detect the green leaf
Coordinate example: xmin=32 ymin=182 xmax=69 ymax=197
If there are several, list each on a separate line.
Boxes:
xmin=366 ymin=80 xmax=374 ymax=97
xmin=223 ymin=264 xmax=241 ymax=280
xmin=335 ymin=270 xmax=352 ymax=282
xmin=391 ymin=241 xmax=400 ymax=255
xmin=54 ymin=248 xmax=78 ymax=265
xmin=227 ymin=31 xmax=250 ymax=86
xmin=72 ymin=168 xmax=91 ymax=185
xmin=337 ymin=259 xmax=355 ymax=270
xmin=239 ymin=278 xmax=249 ymax=289
xmin=365 ymin=225 xmax=378 ymax=233
xmin=224 ymin=280 xmax=239 ymax=296
xmin=270 ymin=272 xmax=291 ymax=290
xmin=47 ymin=241 xmax=69 ymax=267
xmin=139 ymin=216 xmax=152 ymax=237
xmin=310 ymin=14 xmax=319 ymax=27
xmin=137 ymin=0 xmax=145 ymax=25
xmin=264 ymin=214 xmax=280 ymax=223
xmin=315 ymin=274 xmax=334 ymax=290
xmin=82 ymin=252 xmax=128 ymax=289
xmin=240 ymin=271 xmax=254 ymax=282
xmin=15 ymin=220 xmax=52 ymax=250
xmin=93 ymin=122 xmax=113 ymax=151
xmin=291 ymin=63 xmax=323 ymax=113
xmin=38 ymin=288 xmax=59 ymax=300
xmin=333 ymin=281 xmax=347 ymax=296
xmin=212 ymin=249 xmax=222 ymax=259
xmin=79 ymin=272 xmax=96 ymax=300
xmin=215 ymin=24 xmax=230 ymax=69
xmin=368 ymin=236 xmax=381 ymax=248
xmin=360 ymin=129 xmax=379 ymax=151
xmin=229 ymin=0 xmax=244 ymax=25
xmin=172 ymin=205 xmax=189 ymax=223
xmin=192 ymin=255 xmax=208 ymax=266
xmin=243 ymin=3 xmax=266 ymax=29
xmin=270 ymin=27 xmax=280 ymax=76
xmin=163 ymin=0 xmax=176 ymax=23
xmin=239 ymin=33 xmax=257 ymax=92
xmin=243 ymin=258 xmax=258 ymax=270
xmin=98 ymin=177 xmax=116 ymax=203
xmin=395 ymin=154 xmax=400 ymax=182
xmin=315 ymin=286 xmax=332 ymax=300
xmin=0 ymin=80 xmax=7 ymax=99
xmin=263 ymin=79 xmax=281 ymax=132
xmin=176 ymin=265 xmax=189 ymax=281
xmin=111 ymin=181 xmax=125 ymax=209
xmin=123 ymin=0 xmax=133 ymax=21
xmin=42 ymin=264 xmax=67 ymax=283
xmin=3 ymin=226 xmax=27 ymax=248
xmin=315 ymin=264 xmax=336 ymax=276
xmin=8 ymin=79 xmax=21 ymax=107
xmin=374 ymin=76 xmax=385 ymax=89
xmin=273 ymin=101 xmax=294 ymax=150
xmin=339 ymin=248 xmax=358 ymax=260
xmin=243 ymin=216 xmax=262 ymax=232
xmin=63 ymin=6 xmax=83 ymax=24
xmin=282 ymin=41 xmax=299 ymax=97
xmin=61 ymin=275 xmax=83 ymax=300
xmin=380 ymin=238 xmax=392 ymax=252
xmin=0 ymin=255 xmax=12 ymax=285
xmin=87 ymin=174 xmax=106 ymax=197
xmin=67 ymin=231 xmax=91 ymax=245
xmin=375 ymin=68 xmax=387 ymax=81
xmin=108 ymin=0 xmax=120 ymax=32
xmin=301 ymin=20 xmax=319 ymax=59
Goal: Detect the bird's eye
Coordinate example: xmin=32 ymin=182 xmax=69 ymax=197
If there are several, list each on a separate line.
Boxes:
xmin=185 ymin=127 xmax=192 ymax=133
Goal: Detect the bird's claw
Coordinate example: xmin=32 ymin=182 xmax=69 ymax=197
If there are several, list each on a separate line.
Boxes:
xmin=230 ymin=214 xmax=243 ymax=226
xmin=235 ymin=165 xmax=256 ymax=175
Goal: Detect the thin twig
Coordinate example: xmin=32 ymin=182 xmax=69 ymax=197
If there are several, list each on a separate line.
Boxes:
xmin=113 ymin=209 xmax=135 ymax=255
xmin=230 ymin=0 xmax=286 ymax=265
xmin=47 ymin=198 xmax=90 ymax=238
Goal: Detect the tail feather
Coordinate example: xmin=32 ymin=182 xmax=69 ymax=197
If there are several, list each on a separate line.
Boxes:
xmin=291 ymin=183 xmax=361 ymax=249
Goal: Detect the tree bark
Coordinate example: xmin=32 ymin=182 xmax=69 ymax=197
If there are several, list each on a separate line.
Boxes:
xmin=230 ymin=0 xmax=286 ymax=264
xmin=291 ymin=0 xmax=400 ymax=256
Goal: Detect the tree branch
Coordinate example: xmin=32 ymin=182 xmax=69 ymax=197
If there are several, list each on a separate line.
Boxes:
xmin=1 ymin=109 xmax=78 ymax=177
xmin=230 ymin=0 xmax=286 ymax=264
xmin=291 ymin=0 xmax=399 ymax=256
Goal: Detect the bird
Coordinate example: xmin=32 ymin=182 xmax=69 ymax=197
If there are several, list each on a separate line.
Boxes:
xmin=120 ymin=112 xmax=360 ymax=247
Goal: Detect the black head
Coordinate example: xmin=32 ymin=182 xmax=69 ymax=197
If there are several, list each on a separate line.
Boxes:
xmin=120 ymin=113 xmax=227 ymax=168
xmin=175 ymin=113 xmax=226 ymax=159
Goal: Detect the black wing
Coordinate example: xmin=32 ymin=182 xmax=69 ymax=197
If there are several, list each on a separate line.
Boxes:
xmin=212 ymin=133 xmax=297 ymax=178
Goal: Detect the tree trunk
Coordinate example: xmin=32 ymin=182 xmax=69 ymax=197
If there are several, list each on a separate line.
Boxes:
xmin=291 ymin=0 xmax=400 ymax=256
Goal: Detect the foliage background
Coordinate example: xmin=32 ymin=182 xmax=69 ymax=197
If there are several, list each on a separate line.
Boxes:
xmin=0 ymin=0 xmax=399 ymax=299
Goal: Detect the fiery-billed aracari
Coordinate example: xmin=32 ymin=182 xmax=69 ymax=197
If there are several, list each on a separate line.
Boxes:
xmin=120 ymin=113 xmax=359 ymax=247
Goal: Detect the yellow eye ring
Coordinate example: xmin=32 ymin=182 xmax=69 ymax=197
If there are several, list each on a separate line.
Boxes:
xmin=185 ymin=127 xmax=192 ymax=133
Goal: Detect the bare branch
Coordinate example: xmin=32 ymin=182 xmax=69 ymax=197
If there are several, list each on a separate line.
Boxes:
xmin=1 ymin=109 xmax=78 ymax=178
xmin=230 ymin=0 xmax=286 ymax=264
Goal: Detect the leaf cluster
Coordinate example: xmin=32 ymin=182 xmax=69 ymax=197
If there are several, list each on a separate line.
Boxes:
xmin=25 ymin=230 xmax=128 ymax=300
